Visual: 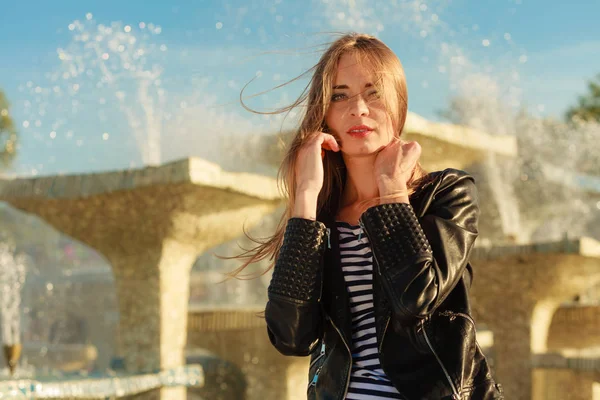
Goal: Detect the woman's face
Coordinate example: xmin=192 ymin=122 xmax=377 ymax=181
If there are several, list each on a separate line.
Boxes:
xmin=324 ymin=52 xmax=396 ymax=156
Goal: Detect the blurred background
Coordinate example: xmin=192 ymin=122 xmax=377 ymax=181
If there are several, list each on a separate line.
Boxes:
xmin=0 ymin=0 xmax=599 ymax=399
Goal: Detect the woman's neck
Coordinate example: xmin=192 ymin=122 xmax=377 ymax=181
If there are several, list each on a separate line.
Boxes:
xmin=340 ymin=153 xmax=379 ymax=208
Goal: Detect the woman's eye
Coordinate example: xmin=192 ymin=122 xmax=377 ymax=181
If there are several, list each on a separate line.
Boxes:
xmin=331 ymin=93 xmax=346 ymax=102
xmin=369 ymin=90 xmax=380 ymax=99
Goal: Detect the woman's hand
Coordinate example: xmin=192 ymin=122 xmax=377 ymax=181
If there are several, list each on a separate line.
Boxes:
xmin=374 ymin=138 xmax=421 ymax=197
xmin=295 ymin=132 xmax=340 ymax=194
xmin=292 ymin=132 xmax=340 ymax=220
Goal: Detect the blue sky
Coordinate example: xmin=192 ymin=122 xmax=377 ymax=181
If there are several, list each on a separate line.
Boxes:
xmin=1 ymin=0 xmax=599 ymax=176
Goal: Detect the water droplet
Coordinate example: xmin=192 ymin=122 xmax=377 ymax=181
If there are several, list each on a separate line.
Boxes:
xmin=504 ymin=33 xmax=512 ymax=40
xmin=68 ymin=24 xmax=75 ymax=31
xmin=275 ymin=15 xmax=283 ymax=23
xmin=102 ymin=53 xmax=110 ymax=60
xmin=420 ymin=30 xmax=428 ymax=38
xmin=124 ymin=25 xmax=132 ymax=33
xmin=139 ymin=22 xmax=146 ymax=29
xmin=0 ymin=109 xmax=7 ymax=117
xmin=103 ymin=132 xmax=110 ymax=140
xmin=419 ymin=3 xmax=427 ymax=11
xmin=482 ymin=39 xmax=490 ymax=47
xmin=216 ymin=22 xmax=223 ymax=30
xmin=519 ymin=55 xmax=528 ymax=63
xmin=160 ymin=44 xmax=167 ymax=51
xmin=46 ymin=282 xmax=54 ymax=291
xmin=50 ymin=131 xmax=57 ymax=139
xmin=86 ymin=13 xmax=93 ymax=20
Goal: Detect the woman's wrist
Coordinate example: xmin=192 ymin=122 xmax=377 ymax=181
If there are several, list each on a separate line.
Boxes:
xmin=378 ymin=183 xmax=409 ymax=204
xmin=292 ymin=190 xmax=320 ymax=220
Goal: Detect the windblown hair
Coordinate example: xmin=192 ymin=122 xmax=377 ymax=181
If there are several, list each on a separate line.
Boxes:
xmin=222 ymin=33 xmax=429 ymax=279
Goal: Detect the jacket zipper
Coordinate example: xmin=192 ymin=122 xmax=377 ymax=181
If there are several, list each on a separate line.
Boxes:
xmin=358 ymin=219 xmax=391 ymax=354
xmin=359 ymin=216 xmax=460 ymax=399
xmin=327 ymin=316 xmax=352 ymax=398
xmin=307 ymin=365 xmax=323 ymax=391
xmin=309 ymin=342 xmax=326 ymax=370
xmin=439 ymin=310 xmax=475 ymax=325
xmin=440 ymin=310 xmax=487 ymax=363
xmin=307 ymin=342 xmax=326 ymax=391
xmin=421 ymin=319 xmax=460 ymax=399
xmin=358 ymin=219 xmax=390 ymax=354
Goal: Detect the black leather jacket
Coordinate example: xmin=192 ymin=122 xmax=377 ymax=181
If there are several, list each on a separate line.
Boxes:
xmin=265 ymin=169 xmax=504 ymax=400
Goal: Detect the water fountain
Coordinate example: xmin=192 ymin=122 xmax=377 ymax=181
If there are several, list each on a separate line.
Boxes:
xmin=2 ymin=3 xmax=600 ymax=399
xmin=0 ymin=241 xmax=27 ymax=376
xmin=1 ymin=14 xmax=284 ymax=400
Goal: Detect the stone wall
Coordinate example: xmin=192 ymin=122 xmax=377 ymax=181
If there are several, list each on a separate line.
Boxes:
xmin=547 ymin=304 xmax=600 ymax=350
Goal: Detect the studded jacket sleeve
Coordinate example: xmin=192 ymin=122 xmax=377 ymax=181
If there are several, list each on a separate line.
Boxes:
xmin=360 ymin=171 xmax=479 ymax=325
xmin=264 ymin=218 xmax=327 ymax=356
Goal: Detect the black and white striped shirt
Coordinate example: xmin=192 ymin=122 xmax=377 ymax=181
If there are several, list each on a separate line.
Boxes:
xmin=337 ymin=221 xmax=404 ymax=399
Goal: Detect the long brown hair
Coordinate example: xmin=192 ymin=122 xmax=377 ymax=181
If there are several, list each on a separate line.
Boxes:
xmin=222 ymin=33 xmax=429 ymax=280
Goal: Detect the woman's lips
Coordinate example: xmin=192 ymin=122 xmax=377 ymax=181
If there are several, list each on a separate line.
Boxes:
xmin=347 ymin=125 xmax=373 ymax=138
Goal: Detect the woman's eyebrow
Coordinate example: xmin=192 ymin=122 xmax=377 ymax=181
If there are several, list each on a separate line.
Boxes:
xmin=332 ymin=83 xmax=374 ymax=90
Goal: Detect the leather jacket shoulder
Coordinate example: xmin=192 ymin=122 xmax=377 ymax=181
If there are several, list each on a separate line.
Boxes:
xmin=264 ymin=168 xmax=503 ymax=399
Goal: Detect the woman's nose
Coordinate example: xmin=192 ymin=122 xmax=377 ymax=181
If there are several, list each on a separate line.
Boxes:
xmin=349 ymin=95 xmax=369 ymax=117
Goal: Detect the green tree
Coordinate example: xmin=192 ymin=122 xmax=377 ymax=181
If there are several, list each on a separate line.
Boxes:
xmin=0 ymin=89 xmax=18 ymax=168
xmin=566 ymin=73 xmax=600 ymax=123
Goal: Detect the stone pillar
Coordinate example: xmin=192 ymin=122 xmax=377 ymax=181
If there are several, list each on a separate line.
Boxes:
xmin=107 ymin=239 xmax=198 ymax=400
xmin=469 ymin=247 xmax=600 ymax=400
xmin=187 ymin=308 xmax=310 ymax=400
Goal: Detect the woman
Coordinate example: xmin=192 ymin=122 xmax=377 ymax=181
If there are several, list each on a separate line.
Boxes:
xmin=232 ymin=33 xmax=503 ymax=400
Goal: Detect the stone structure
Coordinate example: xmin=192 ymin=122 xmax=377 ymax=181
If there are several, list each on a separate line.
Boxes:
xmin=0 ymin=157 xmax=282 ymax=400
xmin=403 ymin=111 xmax=517 ymax=172
xmin=3 ymin=111 xmax=599 ymax=399
xmin=547 ymin=304 xmax=600 ymax=350
xmin=187 ymin=306 xmax=307 ymax=400
xmin=531 ymin=353 xmax=600 ymax=400
xmin=469 ymin=238 xmax=600 ymax=400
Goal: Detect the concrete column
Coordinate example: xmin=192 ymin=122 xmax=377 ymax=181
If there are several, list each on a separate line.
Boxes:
xmin=470 ymin=245 xmax=600 ymax=400
xmin=108 ymin=239 xmax=197 ymax=399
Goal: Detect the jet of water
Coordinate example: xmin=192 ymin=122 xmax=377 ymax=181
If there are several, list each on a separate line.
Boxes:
xmin=0 ymin=242 xmax=27 ymax=347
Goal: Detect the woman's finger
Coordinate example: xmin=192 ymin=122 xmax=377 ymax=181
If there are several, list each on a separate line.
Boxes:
xmin=322 ymin=133 xmax=340 ymax=151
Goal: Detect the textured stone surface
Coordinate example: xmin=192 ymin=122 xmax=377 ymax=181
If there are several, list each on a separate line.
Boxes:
xmin=470 ymin=237 xmax=600 ymax=400
xmin=531 ymin=368 xmax=598 ymax=400
xmin=403 ymin=112 xmax=517 ymax=172
xmin=547 ymin=304 xmax=600 ymax=350
xmin=187 ymin=307 xmax=309 ymax=400
xmin=0 ymin=157 xmax=282 ymax=400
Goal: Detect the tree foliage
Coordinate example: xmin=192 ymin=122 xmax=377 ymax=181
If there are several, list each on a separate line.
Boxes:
xmin=0 ymin=89 xmax=18 ymax=168
xmin=566 ymin=73 xmax=600 ymax=123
